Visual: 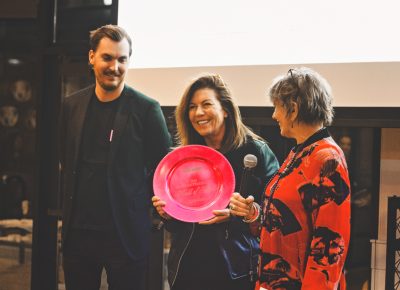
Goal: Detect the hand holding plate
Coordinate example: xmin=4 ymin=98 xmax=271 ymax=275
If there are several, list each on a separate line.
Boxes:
xmin=152 ymin=196 xmax=171 ymax=220
xmin=153 ymin=145 xmax=235 ymax=222
xmin=198 ymin=209 xmax=230 ymax=225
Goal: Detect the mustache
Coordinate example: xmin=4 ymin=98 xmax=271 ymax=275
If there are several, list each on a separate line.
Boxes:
xmin=104 ymin=70 xmax=121 ymax=77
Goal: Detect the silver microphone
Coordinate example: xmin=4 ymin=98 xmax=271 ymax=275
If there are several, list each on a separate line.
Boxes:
xmin=239 ymin=154 xmax=258 ymax=196
xmin=244 ymin=154 xmax=258 ymax=169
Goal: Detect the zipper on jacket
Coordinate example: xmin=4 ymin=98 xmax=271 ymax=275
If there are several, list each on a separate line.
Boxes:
xmin=170 ymin=223 xmax=196 ymax=288
xmin=243 ymin=234 xmax=255 ymax=282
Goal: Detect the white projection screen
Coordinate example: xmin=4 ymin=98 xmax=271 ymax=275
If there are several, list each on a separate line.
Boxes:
xmin=118 ymin=0 xmax=400 ymax=106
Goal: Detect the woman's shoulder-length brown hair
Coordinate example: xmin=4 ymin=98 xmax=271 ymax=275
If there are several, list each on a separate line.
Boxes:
xmin=175 ymin=74 xmax=262 ymax=153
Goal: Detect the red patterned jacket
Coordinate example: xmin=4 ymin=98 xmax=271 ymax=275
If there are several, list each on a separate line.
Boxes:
xmin=257 ymin=128 xmax=350 ymax=290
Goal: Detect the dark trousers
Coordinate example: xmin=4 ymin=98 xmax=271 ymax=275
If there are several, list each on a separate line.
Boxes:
xmin=171 ymin=252 xmax=254 ymax=290
xmin=172 ymin=275 xmax=254 ymax=290
xmin=63 ymin=229 xmax=147 ymax=290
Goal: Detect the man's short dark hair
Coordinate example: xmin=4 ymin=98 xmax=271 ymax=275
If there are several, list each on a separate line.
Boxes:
xmin=89 ymin=24 xmax=132 ymax=56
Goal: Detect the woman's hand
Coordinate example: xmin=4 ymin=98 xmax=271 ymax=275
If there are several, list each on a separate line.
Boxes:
xmin=151 ymin=196 xmax=171 ymax=220
xmin=229 ymin=192 xmax=255 ymax=220
xmin=198 ymin=209 xmax=230 ymax=225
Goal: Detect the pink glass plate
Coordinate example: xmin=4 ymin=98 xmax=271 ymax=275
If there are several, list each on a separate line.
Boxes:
xmin=153 ymin=145 xmax=235 ymax=222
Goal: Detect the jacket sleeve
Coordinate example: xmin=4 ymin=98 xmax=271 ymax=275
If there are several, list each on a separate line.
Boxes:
xmin=302 ymin=147 xmax=351 ymax=290
xmin=143 ymin=101 xmax=172 ymax=189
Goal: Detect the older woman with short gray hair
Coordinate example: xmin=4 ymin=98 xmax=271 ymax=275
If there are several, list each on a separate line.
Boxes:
xmin=231 ymin=67 xmax=351 ymax=290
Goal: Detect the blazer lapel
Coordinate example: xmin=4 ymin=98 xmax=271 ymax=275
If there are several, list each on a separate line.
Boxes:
xmin=109 ymin=88 xmax=130 ymax=164
xmin=72 ymin=89 xmax=92 ymax=169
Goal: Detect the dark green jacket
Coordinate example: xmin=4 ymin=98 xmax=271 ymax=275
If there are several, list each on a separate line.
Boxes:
xmin=60 ymin=84 xmax=171 ymax=260
xmin=165 ymin=138 xmax=279 ymax=287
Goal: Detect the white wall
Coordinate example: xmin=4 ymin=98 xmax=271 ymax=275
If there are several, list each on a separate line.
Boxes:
xmin=119 ymin=1 xmax=400 ymax=69
xmin=125 ymin=62 xmax=400 ymax=107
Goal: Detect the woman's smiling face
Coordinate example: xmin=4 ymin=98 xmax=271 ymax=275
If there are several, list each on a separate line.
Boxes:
xmin=188 ymin=88 xmax=227 ymax=148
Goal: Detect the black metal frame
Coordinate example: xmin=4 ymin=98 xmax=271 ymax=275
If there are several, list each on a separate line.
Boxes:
xmin=386 ymin=196 xmax=400 ymax=289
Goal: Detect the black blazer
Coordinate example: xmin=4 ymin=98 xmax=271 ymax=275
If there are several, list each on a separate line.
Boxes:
xmin=60 ymin=85 xmax=171 ymax=260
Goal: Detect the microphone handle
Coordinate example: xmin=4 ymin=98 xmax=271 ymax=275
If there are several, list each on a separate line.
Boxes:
xmin=239 ymin=167 xmax=251 ymax=197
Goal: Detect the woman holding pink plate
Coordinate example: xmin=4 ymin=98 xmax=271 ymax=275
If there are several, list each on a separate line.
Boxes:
xmin=152 ymin=74 xmax=279 ymax=290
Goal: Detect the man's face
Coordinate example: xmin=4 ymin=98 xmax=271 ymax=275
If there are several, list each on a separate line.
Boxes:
xmin=89 ymin=37 xmax=130 ymax=92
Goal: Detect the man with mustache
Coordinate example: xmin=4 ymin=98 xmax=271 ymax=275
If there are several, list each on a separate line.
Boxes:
xmin=60 ymin=25 xmax=171 ymax=290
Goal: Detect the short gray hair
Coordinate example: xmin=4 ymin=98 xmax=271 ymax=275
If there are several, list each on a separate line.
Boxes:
xmin=268 ymin=67 xmax=334 ymax=126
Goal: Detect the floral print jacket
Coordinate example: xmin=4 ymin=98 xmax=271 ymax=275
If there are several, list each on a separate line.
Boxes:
xmin=257 ymin=128 xmax=350 ymax=290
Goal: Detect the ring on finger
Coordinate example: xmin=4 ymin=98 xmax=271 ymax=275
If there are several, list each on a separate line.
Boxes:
xmin=230 ymin=204 xmax=235 ymax=210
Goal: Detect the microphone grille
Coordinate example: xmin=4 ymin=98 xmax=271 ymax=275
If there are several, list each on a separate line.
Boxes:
xmin=244 ymin=154 xmax=257 ymax=169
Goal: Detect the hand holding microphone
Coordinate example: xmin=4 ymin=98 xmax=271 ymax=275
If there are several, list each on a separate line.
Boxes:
xmin=229 ymin=154 xmax=261 ymax=222
xmin=204 ymin=154 xmax=259 ymax=224
xmin=229 ymin=192 xmax=255 ymax=217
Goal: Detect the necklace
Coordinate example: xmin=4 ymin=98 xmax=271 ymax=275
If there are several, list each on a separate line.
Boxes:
xmin=260 ymin=127 xmax=327 ymax=227
xmin=260 ymin=147 xmax=302 ymax=227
